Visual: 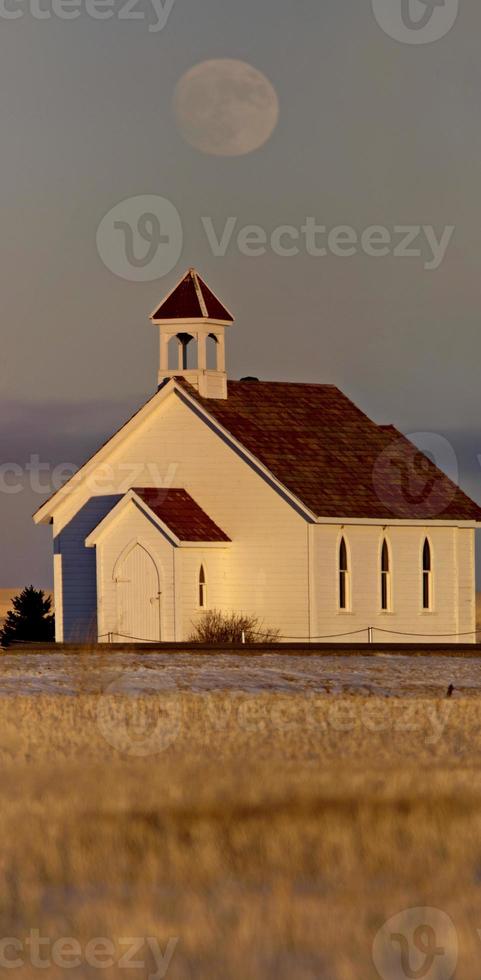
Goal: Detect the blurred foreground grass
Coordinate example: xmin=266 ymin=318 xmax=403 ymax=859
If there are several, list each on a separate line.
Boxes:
xmin=2 ymin=689 xmax=481 ymax=977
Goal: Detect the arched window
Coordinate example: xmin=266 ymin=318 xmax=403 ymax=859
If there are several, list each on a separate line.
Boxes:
xmin=422 ymin=539 xmax=432 ymax=610
xmin=198 ymin=565 xmax=207 ymax=609
xmin=381 ymin=539 xmax=390 ymax=611
xmin=339 ymin=537 xmax=349 ymax=610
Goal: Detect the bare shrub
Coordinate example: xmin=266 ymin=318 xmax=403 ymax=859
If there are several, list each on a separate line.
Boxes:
xmin=189 ymin=609 xmax=280 ymax=644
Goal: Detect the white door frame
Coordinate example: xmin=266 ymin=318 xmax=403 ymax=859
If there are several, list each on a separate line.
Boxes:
xmin=113 ymin=538 xmax=163 ymax=642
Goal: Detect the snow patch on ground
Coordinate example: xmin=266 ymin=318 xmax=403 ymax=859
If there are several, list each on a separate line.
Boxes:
xmin=0 ymin=652 xmax=479 ymax=697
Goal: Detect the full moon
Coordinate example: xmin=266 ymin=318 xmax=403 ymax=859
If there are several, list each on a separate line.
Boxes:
xmin=173 ymin=59 xmax=279 ymax=157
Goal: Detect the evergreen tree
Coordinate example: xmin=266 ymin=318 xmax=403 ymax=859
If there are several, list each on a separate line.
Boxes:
xmin=0 ymin=586 xmax=55 ymax=646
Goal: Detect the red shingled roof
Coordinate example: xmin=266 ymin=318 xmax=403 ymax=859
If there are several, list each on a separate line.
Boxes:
xmin=133 ymin=488 xmax=230 ymax=541
xmin=151 ymin=269 xmax=234 ymax=322
xmin=175 ymin=379 xmax=481 ymax=522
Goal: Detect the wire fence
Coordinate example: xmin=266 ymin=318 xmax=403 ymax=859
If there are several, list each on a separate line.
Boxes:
xmin=96 ymin=627 xmax=481 ymax=643
xmin=4 ymin=627 xmax=481 ymax=648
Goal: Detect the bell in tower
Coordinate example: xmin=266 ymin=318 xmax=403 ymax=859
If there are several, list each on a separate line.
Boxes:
xmin=150 ymin=268 xmax=235 ymax=399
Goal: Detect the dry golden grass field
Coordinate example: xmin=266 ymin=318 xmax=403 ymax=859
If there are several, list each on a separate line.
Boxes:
xmin=0 ymin=588 xmax=480 ymax=976
xmin=2 ymin=682 xmax=481 ymax=979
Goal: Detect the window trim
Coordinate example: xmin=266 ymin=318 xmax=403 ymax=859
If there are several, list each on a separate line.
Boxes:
xmin=421 ymin=537 xmax=433 ymax=612
xmin=198 ymin=564 xmax=207 ymax=610
xmin=338 ymin=536 xmax=351 ymax=612
xmin=380 ymin=538 xmax=392 ymax=613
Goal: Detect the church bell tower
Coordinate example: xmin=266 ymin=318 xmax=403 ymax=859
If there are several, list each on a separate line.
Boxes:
xmin=150 ymin=268 xmax=235 ymax=399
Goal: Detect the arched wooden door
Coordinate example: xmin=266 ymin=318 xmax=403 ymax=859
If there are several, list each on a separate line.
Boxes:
xmin=115 ymin=543 xmax=161 ymax=642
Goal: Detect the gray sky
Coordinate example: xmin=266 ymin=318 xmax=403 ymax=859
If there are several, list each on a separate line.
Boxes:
xmin=1 ymin=0 xmax=481 ymax=586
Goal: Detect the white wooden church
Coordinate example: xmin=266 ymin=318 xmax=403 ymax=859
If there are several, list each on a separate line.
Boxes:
xmin=34 ymin=269 xmax=481 ymax=643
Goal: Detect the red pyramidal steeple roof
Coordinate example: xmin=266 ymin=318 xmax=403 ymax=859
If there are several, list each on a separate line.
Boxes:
xmin=150 ymin=269 xmax=234 ymax=322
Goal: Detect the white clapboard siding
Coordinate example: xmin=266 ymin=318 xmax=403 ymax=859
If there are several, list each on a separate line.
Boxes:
xmin=311 ymin=524 xmax=475 ymax=643
xmin=53 ymin=389 xmax=308 ymax=641
xmin=179 ymin=549 xmax=227 ymax=641
xmin=50 ymin=386 xmax=476 ymax=643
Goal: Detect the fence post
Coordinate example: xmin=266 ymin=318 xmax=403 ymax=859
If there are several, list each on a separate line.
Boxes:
xmin=368 ymin=627 xmax=373 ymax=644
xmin=241 ymin=630 xmax=246 ymax=645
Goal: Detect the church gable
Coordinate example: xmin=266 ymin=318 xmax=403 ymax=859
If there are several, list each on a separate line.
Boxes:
xmin=86 ymin=488 xmax=231 ymax=548
xmin=33 ymin=379 xmax=313 ymax=532
xmin=34 ymin=267 xmax=481 ymax=531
